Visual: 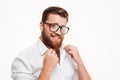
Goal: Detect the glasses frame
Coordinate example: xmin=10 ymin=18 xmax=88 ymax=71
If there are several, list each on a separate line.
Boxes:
xmin=44 ymin=22 xmax=70 ymax=34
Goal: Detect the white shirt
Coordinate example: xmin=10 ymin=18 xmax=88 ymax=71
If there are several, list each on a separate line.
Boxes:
xmin=11 ymin=39 xmax=79 ymax=80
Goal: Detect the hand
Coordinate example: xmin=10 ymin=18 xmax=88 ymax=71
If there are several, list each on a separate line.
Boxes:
xmin=43 ymin=49 xmax=58 ymax=72
xmin=64 ymin=45 xmax=92 ymax=80
xmin=64 ymin=44 xmax=81 ymax=64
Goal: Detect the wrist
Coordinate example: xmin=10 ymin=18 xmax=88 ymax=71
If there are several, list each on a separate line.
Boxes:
xmin=42 ymin=65 xmax=53 ymax=74
xmin=76 ymin=58 xmax=83 ymax=66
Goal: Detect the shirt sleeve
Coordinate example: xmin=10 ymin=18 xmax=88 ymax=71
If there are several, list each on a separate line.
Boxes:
xmin=73 ymin=61 xmax=79 ymax=80
xmin=73 ymin=70 xmax=79 ymax=80
xmin=11 ymin=57 xmax=35 ymax=80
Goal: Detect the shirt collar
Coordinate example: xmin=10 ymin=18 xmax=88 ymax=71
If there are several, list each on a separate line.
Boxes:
xmin=36 ymin=38 xmax=67 ymax=57
xmin=37 ymin=39 xmax=48 ymax=56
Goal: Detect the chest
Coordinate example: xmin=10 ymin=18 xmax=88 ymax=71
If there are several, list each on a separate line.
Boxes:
xmin=32 ymin=56 xmax=76 ymax=80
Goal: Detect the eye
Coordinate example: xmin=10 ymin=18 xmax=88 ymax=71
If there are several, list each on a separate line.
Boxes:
xmin=50 ymin=24 xmax=59 ymax=31
xmin=50 ymin=24 xmax=55 ymax=27
xmin=54 ymin=25 xmax=59 ymax=29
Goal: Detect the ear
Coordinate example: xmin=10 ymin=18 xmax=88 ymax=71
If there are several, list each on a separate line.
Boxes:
xmin=40 ymin=22 xmax=44 ymax=32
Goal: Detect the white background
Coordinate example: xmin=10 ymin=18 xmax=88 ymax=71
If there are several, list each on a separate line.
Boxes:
xmin=1 ymin=0 xmax=120 ymax=80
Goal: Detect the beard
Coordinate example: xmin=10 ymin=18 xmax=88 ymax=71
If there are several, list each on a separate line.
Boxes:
xmin=41 ymin=30 xmax=63 ymax=49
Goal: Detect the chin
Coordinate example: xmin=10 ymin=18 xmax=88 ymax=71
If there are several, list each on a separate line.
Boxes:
xmin=50 ymin=40 xmax=62 ymax=49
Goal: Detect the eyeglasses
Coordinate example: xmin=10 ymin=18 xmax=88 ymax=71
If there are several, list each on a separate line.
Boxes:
xmin=44 ymin=22 xmax=70 ymax=34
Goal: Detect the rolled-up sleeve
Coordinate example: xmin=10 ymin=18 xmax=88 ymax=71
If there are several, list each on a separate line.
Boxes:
xmin=73 ymin=61 xmax=79 ymax=80
xmin=73 ymin=70 xmax=79 ymax=80
xmin=11 ymin=57 xmax=35 ymax=80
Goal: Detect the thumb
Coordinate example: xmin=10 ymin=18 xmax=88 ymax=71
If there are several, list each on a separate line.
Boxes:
xmin=64 ymin=46 xmax=73 ymax=58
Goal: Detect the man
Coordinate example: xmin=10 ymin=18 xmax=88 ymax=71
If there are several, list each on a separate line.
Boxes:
xmin=11 ymin=6 xmax=91 ymax=80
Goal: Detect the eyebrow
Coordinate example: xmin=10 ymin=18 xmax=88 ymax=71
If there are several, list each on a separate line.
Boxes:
xmin=46 ymin=22 xmax=66 ymax=27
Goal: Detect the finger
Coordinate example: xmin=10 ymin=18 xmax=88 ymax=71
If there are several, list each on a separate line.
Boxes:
xmin=64 ymin=44 xmax=72 ymax=51
xmin=47 ymin=49 xmax=54 ymax=54
xmin=67 ymin=49 xmax=74 ymax=58
xmin=64 ymin=47 xmax=71 ymax=53
xmin=64 ymin=45 xmax=74 ymax=58
xmin=68 ymin=49 xmax=73 ymax=54
xmin=64 ymin=45 xmax=69 ymax=50
xmin=51 ymin=50 xmax=56 ymax=55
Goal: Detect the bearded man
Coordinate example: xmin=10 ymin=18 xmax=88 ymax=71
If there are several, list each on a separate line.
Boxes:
xmin=11 ymin=6 xmax=91 ymax=80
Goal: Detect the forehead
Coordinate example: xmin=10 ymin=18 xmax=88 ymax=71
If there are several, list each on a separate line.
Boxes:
xmin=47 ymin=14 xmax=67 ymax=26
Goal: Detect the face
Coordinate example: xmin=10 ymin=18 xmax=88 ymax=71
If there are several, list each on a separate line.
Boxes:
xmin=40 ymin=14 xmax=67 ymax=49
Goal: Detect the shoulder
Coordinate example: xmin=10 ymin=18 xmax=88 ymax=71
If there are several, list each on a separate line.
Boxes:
xmin=12 ymin=42 xmax=41 ymax=68
xmin=17 ymin=43 xmax=40 ymax=59
xmin=11 ymin=42 xmax=42 ymax=70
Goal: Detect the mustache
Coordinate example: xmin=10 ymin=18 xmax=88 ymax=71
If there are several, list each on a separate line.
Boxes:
xmin=50 ymin=33 xmax=63 ymax=39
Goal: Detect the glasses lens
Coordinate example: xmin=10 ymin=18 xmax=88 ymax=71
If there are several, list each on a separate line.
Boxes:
xmin=50 ymin=24 xmax=59 ymax=32
xmin=61 ymin=27 xmax=69 ymax=34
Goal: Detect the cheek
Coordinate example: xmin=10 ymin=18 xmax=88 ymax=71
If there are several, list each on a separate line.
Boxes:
xmin=43 ymin=26 xmax=50 ymax=34
xmin=43 ymin=27 xmax=51 ymax=35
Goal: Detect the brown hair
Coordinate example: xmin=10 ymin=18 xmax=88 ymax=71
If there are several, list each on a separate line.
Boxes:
xmin=42 ymin=6 xmax=69 ymax=23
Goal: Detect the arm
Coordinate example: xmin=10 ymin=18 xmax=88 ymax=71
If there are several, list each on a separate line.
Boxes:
xmin=76 ymin=56 xmax=91 ymax=80
xmin=38 ymin=49 xmax=58 ymax=80
xmin=11 ymin=57 xmax=35 ymax=80
xmin=64 ymin=45 xmax=91 ymax=80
